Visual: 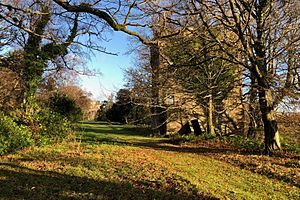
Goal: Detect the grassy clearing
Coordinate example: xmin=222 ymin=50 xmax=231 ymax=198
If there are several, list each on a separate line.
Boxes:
xmin=0 ymin=122 xmax=299 ymax=199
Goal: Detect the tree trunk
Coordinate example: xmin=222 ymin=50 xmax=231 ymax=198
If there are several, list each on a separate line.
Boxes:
xmin=247 ymin=72 xmax=258 ymax=137
xmin=254 ymin=0 xmax=280 ymax=154
xmin=150 ymin=43 xmax=161 ymax=134
xmin=22 ymin=54 xmax=44 ymax=105
xmin=258 ymin=84 xmax=281 ymax=154
xmin=21 ymin=5 xmax=50 ymax=106
xmin=207 ymin=93 xmax=215 ymax=136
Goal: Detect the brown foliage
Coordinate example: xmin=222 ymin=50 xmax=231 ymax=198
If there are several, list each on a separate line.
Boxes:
xmin=277 ymin=112 xmax=300 ymax=145
xmin=0 ymin=68 xmax=23 ymax=111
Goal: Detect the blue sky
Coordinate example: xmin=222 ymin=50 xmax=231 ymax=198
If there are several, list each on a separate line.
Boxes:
xmin=79 ymin=31 xmax=136 ymax=101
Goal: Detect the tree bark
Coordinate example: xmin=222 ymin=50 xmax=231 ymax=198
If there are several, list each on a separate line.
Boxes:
xmin=254 ymin=0 xmax=281 ymax=154
xmin=22 ymin=5 xmax=51 ymax=105
xmin=207 ymin=93 xmax=215 ymax=136
xmin=258 ymin=84 xmax=281 ymax=154
xmin=150 ymin=43 xmax=161 ymax=134
xmin=247 ymin=72 xmax=258 ymax=137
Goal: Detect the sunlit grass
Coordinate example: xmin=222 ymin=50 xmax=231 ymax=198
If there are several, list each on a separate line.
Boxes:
xmin=0 ymin=122 xmax=299 ymax=199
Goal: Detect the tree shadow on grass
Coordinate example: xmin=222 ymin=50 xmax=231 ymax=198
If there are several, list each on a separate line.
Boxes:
xmin=77 ymin=123 xmax=299 ymax=159
xmin=79 ymin=129 xmax=257 ymax=156
xmin=75 ymin=122 xmax=300 ymax=189
xmin=133 ymin=140 xmax=259 ymax=155
xmin=77 ymin=123 xmax=300 ymax=163
xmin=77 ymin=134 xmax=130 ymax=146
xmin=76 ymin=123 xmax=259 ymax=155
xmin=78 ymin=133 xmax=300 ymax=189
xmin=0 ymin=163 xmax=217 ymax=200
xmin=76 ymin=125 xmax=156 ymax=146
xmin=78 ymin=121 xmax=122 ymax=125
xmin=128 ymin=141 xmax=300 ymax=188
xmin=77 ymin=126 xmax=151 ymax=137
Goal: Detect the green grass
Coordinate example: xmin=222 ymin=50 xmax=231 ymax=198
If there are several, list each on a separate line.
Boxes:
xmin=76 ymin=121 xmax=166 ymax=145
xmin=0 ymin=121 xmax=299 ymax=199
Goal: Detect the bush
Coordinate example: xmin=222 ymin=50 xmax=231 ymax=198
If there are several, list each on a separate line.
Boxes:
xmin=48 ymin=93 xmax=83 ymax=122
xmin=169 ymin=134 xmax=198 ymax=145
xmin=105 ymin=103 xmax=132 ymax=123
xmin=221 ymin=135 xmax=262 ymax=150
xmin=0 ymin=97 xmax=74 ymax=155
xmin=0 ymin=111 xmax=34 ymax=155
xmin=281 ymin=137 xmax=300 ymax=154
xmin=12 ymin=105 xmax=72 ymax=146
xmin=37 ymin=108 xmax=72 ymax=145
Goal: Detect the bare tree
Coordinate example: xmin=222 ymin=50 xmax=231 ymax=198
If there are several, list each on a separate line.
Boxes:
xmin=181 ymin=0 xmax=300 ymax=154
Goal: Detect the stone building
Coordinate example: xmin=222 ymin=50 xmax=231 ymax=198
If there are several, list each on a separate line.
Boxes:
xmin=157 ymin=71 xmax=244 ymax=135
xmin=83 ymin=100 xmax=100 ymax=121
xmin=149 ymin=40 xmax=244 ymax=135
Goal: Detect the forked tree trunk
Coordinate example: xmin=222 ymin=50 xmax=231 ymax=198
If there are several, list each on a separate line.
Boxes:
xmin=258 ymin=85 xmax=281 ymax=154
xmin=254 ymin=0 xmax=280 ymax=154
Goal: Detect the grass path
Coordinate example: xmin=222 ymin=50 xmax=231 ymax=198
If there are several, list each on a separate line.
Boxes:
xmin=0 ymin=122 xmax=299 ymax=199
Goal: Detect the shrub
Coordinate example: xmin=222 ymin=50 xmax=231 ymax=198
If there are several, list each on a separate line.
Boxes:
xmin=281 ymin=137 xmax=300 ymax=154
xmin=0 ymin=99 xmax=73 ymax=155
xmin=0 ymin=111 xmax=33 ymax=155
xmin=12 ymin=105 xmax=72 ymax=146
xmin=221 ymin=135 xmax=262 ymax=150
xmin=169 ymin=134 xmax=198 ymax=145
xmin=105 ymin=103 xmax=132 ymax=123
xmin=36 ymin=108 xmax=72 ymax=145
xmin=48 ymin=93 xmax=83 ymax=122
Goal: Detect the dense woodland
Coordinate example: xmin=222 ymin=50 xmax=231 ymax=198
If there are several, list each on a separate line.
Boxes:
xmin=0 ymin=1 xmax=299 ymax=155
